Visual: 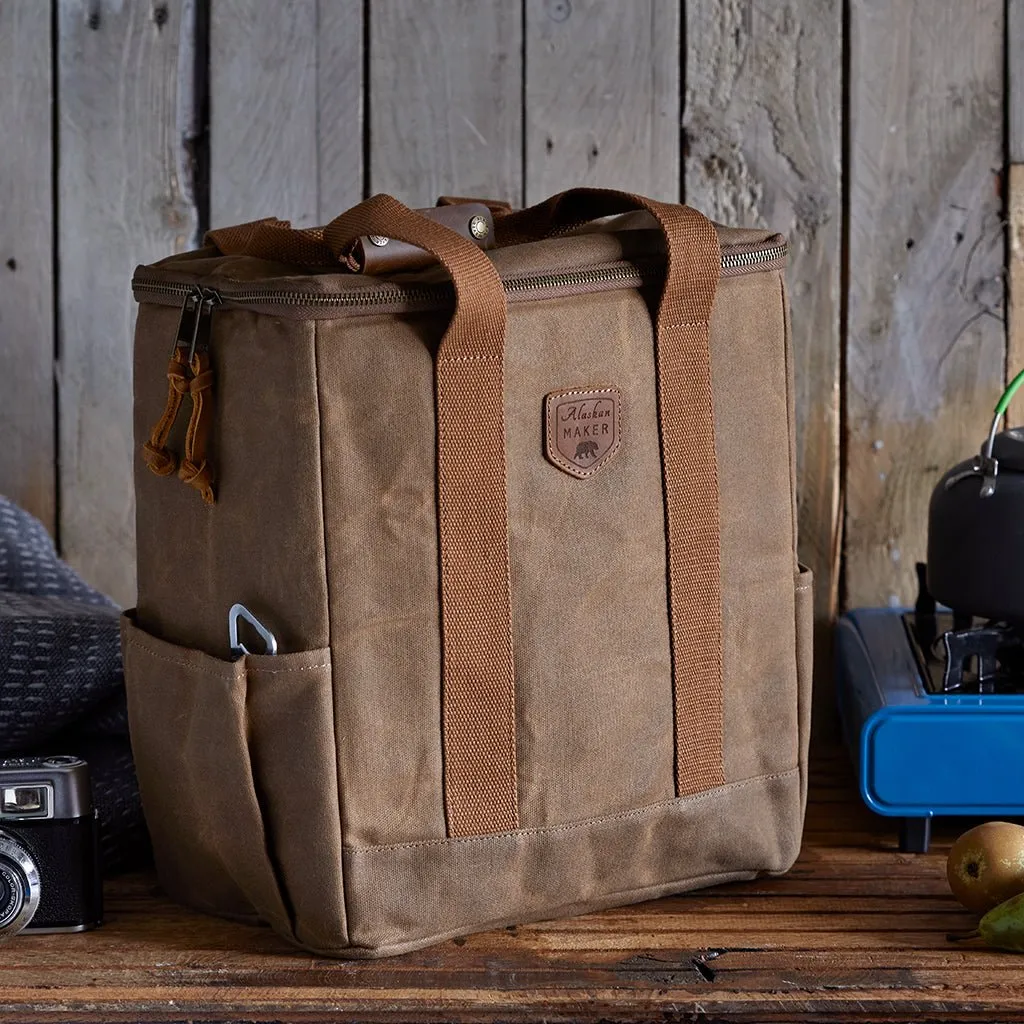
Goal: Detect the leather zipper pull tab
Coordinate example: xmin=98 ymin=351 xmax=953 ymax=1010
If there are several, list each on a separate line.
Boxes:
xmin=178 ymin=290 xmax=220 ymax=504
xmin=142 ymin=289 xmax=200 ymax=477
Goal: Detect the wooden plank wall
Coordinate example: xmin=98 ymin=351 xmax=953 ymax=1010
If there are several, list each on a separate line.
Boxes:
xmin=844 ymin=0 xmax=1005 ymax=608
xmin=1010 ymin=0 xmax=1024 ymax=426
xmin=0 ymin=1 xmax=54 ymax=535
xmin=56 ymin=0 xmax=200 ymax=604
xmin=684 ymin=0 xmax=842 ymax=699
xmin=0 ymin=0 xmax=1014 ymax=677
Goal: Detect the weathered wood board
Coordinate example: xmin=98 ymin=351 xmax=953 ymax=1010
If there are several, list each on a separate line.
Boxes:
xmin=316 ymin=0 xmax=365 ymax=222
xmin=368 ymin=0 xmax=522 ymax=207
xmin=684 ymin=0 xmax=843 ymax=716
xmin=0 ymin=0 xmax=55 ymax=533
xmin=1010 ymin=167 xmax=1024 ymax=428
xmin=57 ymin=0 xmax=199 ymax=605
xmin=1011 ymin=0 xmax=1024 ymax=164
xmin=524 ymin=0 xmax=679 ymax=204
xmin=209 ymin=0 xmax=363 ymax=228
xmin=1009 ymin=0 xmax=1024 ymax=424
xmin=844 ymin=0 xmax=1004 ymax=608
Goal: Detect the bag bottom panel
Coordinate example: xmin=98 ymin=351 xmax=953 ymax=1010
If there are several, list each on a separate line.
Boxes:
xmin=332 ymin=766 xmax=802 ymax=959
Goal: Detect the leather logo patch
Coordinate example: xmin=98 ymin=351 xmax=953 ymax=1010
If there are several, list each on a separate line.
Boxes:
xmin=544 ymin=387 xmax=621 ymax=478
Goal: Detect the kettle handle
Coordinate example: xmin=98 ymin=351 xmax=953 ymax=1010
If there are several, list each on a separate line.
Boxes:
xmin=985 ymin=368 xmax=1024 ymax=460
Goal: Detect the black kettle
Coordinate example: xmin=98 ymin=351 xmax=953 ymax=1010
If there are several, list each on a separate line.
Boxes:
xmin=928 ymin=371 xmax=1024 ymax=622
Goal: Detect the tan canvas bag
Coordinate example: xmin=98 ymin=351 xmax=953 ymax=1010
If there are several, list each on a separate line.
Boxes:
xmin=122 ymin=188 xmax=813 ymax=958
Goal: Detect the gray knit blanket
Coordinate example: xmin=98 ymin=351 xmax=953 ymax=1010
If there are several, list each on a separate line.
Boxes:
xmin=0 ymin=496 xmax=147 ymax=871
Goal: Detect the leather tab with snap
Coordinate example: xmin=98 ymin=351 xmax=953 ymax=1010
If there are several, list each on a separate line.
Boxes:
xmin=349 ymin=203 xmax=496 ymax=275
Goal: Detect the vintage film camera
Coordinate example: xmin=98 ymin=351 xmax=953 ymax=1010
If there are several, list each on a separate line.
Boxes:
xmin=0 ymin=756 xmax=102 ymax=934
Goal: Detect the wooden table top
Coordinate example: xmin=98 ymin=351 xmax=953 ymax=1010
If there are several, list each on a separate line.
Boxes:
xmin=1 ymin=755 xmax=1020 ymax=1024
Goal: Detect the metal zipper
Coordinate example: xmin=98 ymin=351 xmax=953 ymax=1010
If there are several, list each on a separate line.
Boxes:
xmin=134 ymin=242 xmax=787 ymax=315
xmin=171 ymin=287 xmax=221 ymax=360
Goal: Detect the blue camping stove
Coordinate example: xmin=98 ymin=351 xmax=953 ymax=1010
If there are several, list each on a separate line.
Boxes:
xmin=837 ymin=566 xmax=1024 ymax=853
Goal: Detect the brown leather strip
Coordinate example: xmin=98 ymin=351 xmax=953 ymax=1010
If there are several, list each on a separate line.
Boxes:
xmin=142 ymin=349 xmax=190 ymax=477
xmin=178 ymin=351 xmax=216 ymax=505
xmin=206 ymin=207 xmax=495 ymax=276
xmin=324 ymin=195 xmax=518 ymax=837
xmin=436 ymin=195 xmax=515 ymax=216
xmin=500 ymin=189 xmax=724 ymax=796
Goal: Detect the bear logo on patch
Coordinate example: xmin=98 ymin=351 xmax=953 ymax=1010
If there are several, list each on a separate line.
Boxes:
xmin=575 ymin=440 xmax=600 ymax=460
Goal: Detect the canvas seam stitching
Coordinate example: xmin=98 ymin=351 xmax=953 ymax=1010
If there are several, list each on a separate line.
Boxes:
xmin=324 ymin=867 xmax=764 ymax=958
xmin=344 ymin=767 xmax=799 ymax=853
xmin=124 ymin=634 xmax=329 ymax=676
xmin=311 ymin=315 xmax=352 ymax=949
xmin=248 ymin=663 xmax=331 ymax=675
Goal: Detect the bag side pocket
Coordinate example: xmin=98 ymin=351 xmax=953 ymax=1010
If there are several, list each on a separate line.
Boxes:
xmin=121 ymin=612 xmax=304 ymax=942
xmin=247 ymin=651 xmax=347 ymax=951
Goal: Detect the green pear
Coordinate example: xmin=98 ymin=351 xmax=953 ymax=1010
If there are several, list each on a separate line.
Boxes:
xmin=975 ymin=892 xmax=1024 ymax=952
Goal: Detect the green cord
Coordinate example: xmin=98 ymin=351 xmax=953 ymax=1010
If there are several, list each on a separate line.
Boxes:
xmin=996 ymin=368 xmax=1024 ymax=418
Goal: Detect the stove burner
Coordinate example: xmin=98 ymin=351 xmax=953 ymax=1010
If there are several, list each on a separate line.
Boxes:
xmin=905 ymin=614 xmax=1024 ymax=693
xmin=906 ymin=563 xmax=1024 ymax=694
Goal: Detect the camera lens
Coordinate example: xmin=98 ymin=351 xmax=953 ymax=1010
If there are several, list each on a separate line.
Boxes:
xmin=0 ymin=863 xmax=27 ymax=930
xmin=0 ymin=833 xmax=40 ymax=936
xmin=42 ymin=756 xmax=80 ymax=768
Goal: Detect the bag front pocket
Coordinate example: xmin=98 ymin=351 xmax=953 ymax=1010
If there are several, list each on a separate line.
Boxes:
xmin=120 ymin=613 xmax=345 ymax=951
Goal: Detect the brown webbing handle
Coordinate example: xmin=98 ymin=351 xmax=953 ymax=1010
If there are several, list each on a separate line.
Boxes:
xmin=501 ymin=188 xmax=725 ymax=798
xmin=322 ymin=195 xmax=519 ymax=838
xmin=207 ymin=188 xmax=724 ymax=809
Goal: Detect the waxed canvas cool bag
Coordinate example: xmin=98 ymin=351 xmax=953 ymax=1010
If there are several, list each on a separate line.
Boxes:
xmin=122 ymin=188 xmax=813 ymax=958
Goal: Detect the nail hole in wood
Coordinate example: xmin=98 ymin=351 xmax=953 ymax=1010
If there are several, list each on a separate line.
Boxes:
xmin=954 ymin=231 xmax=964 ymax=245
xmin=5 ymin=259 xmax=16 ymax=272
xmin=546 ymin=0 xmax=572 ymax=22
xmin=905 ymin=238 xmax=914 ymax=250
xmin=87 ymin=5 xmax=101 ymax=30
xmin=153 ymin=4 xmax=169 ymax=29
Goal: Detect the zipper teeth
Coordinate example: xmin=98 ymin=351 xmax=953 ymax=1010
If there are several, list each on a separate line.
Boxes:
xmin=134 ymin=243 xmax=787 ymax=309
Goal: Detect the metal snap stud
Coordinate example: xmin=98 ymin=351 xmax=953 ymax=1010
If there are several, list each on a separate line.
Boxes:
xmin=368 ymin=235 xmax=390 ymax=247
xmin=468 ymin=215 xmax=489 ymax=240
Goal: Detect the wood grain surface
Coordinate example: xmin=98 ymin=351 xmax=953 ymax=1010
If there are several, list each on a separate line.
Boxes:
xmin=57 ymin=0 xmax=199 ymax=606
xmin=844 ymin=0 xmax=1005 ymax=608
xmin=208 ymin=0 xmax=363 ymax=228
xmin=0 ymin=754 xmax=1009 ymax=1024
xmin=1009 ymin=2 xmax=1024 ymax=424
xmin=369 ymin=0 xmax=522 ymax=207
xmin=210 ymin=0 xmax=317 ymax=227
xmin=684 ymin=0 xmax=842 ymax=721
xmin=524 ymin=0 xmax=679 ymax=203
xmin=1010 ymin=166 xmax=1024 ymax=429
xmin=1011 ymin=0 xmax=1024 ymax=164
xmin=317 ymin=0 xmax=364 ymax=222
xmin=0 ymin=0 xmax=55 ymax=533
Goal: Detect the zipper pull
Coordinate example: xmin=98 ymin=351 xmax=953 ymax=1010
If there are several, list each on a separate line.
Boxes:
xmin=178 ymin=289 xmax=221 ymax=504
xmin=142 ymin=288 xmax=202 ymax=477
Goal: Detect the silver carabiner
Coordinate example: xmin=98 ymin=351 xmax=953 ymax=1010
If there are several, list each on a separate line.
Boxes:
xmin=228 ymin=603 xmax=278 ymax=658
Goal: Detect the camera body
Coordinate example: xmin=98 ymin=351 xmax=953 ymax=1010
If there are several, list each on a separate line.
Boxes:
xmin=0 ymin=756 xmax=102 ymax=934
